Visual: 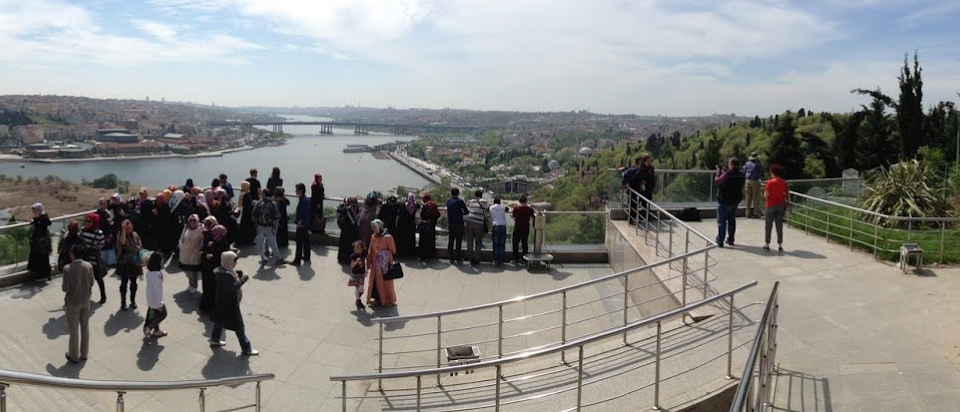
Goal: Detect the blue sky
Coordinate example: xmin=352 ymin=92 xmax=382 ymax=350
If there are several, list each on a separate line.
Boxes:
xmin=0 ymin=0 xmax=957 ymax=116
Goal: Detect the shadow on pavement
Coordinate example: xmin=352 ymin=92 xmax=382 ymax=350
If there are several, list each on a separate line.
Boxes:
xmin=13 ymin=280 xmax=48 ymax=300
xmin=104 ymin=310 xmax=144 ymax=337
xmin=45 ymin=362 xmax=82 ymax=379
xmin=172 ymin=290 xmax=198 ymax=314
xmin=770 ymin=368 xmax=833 ymax=412
xmin=200 ymin=347 xmax=251 ymax=380
xmin=137 ymin=342 xmax=165 ymax=371
xmin=42 ymin=308 xmax=67 ymax=339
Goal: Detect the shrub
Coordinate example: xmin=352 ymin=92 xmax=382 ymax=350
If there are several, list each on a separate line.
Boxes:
xmin=860 ymin=160 xmax=949 ymax=225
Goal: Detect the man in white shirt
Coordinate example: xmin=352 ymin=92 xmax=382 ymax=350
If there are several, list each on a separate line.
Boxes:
xmin=489 ymin=197 xmax=509 ymax=266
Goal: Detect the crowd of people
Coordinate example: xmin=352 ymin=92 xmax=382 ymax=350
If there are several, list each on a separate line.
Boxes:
xmin=30 ymin=168 xmax=544 ymax=364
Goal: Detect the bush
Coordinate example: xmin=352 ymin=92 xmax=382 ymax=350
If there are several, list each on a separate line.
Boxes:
xmin=860 ymin=160 xmax=949 ymax=225
xmin=90 ymin=173 xmax=119 ymax=189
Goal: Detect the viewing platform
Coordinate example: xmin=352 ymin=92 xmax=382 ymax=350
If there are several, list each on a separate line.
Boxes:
xmin=0 ymin=189 xmax=958 ymax=412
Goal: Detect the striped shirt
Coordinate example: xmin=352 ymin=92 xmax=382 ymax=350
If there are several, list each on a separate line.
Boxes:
xmin=80 ymin=229 xmax=105 ymax=252
xmin=466 ymin=199 xmax=486 ymax=225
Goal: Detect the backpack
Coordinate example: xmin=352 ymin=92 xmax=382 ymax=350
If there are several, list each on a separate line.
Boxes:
xmin=621 ymin=167 xmax=638 ymax=186
xmin=252 ymin=200 xmax=278 ymax=226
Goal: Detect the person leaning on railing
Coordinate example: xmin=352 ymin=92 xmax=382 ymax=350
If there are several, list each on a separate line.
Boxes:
xmin=762 ymin=164 xmax=789 ymax=252
xmin=28 ymin=203 xmax=53 ymax=281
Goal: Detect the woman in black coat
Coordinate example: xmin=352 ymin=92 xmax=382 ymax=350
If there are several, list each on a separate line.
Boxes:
xmin=310 ymin=174 xmax=325 ymax=234
xmin=199 ymin=225 xmax=228 ymax=314
xmin=275 ymin=187 xmax=290 ymax=249
xmin=210 ymin=250 xmax=256 ymax=354
xmin=237 ymin=181 xmax=256 ymax=245
xmin=28 ymin=203 xmax=52 ymax=280
xmin=376 ymin=196 xmax=401 ymax=236
xmin=395 ymin=193 xmax=419 ymax=258
xmin=336 ymin=197 xmax=360 ymax=264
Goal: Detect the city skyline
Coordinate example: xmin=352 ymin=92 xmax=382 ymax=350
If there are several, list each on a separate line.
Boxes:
xmin=0 ymin=0 xmax=958 ymax=116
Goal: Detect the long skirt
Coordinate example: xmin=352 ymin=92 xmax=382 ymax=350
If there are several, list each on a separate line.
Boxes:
xmin=199 ymin=269 xmax=217 ymax=313
xmin=337 ymin=225 xmax=359 ymax=264
xmin=29 ymin=238 xmax=52 ymax=279
xmin=417 ymin=222 xmax=437 ymax=259
xmin=366 ymin=267 xmax=397 ymax=306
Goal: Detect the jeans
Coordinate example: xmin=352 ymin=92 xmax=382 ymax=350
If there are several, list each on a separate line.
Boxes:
xmin=211 ymin=319 xmax=251 ymax=352
xmin=448 ymin=223 xmax=464 ymax=261
xmin=512 ymin=230 xmax=529 ymax=262
xmin=764 ymin=204 xmax=787 ymax=245
xmin=294 ymin=226 xmax=310 ymax=262
xmin=491 ymin=226 xmax=507 ymax=263
xmin=256 ymin=225 xmax=281 ymax=262
xmin=465 ymin=222 xmax=484 ymax=263
xmin=66 ymin=302 xmax=91 ymax=360
xmin=716 ymin=202 xmax=738 ymax=245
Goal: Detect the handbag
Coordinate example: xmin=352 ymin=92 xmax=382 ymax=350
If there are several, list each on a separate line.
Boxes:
xmin=311 ymin=215 xmax=327 ymax=232
xmin=133 ymin=248 xmax=152 ymax=267
xmin=384 ymin=262 xmax=404 ymax=280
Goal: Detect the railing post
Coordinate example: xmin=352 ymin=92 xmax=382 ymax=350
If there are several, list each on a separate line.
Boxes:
xmin=848 ymin=212 xmax=854 ymax=248
xmin=644 ymin=199 xmax=651 ymax=244
xmin=653 ymin=321 xmax=662 ymax=410
xmin=576 ymin=345 xmax=584 ymax=412
xmin=654 ymin=208 xmax=662 ymax=256
xmin=825 ymin=211 xmax=831 ymax=243
xmin=255 ymin=381 xmax=262 ymax=412
xmin=341 ymin=380 xmax=347 ymax=412
xmin=436 ymin=316 xmax=442 ymax=386
xmin=1 ymin=383 xmax=7 ymax=412
xmin=667 ymin=220 xmax=674 ymax=258
xmin=940 ymin=221 xmax=946 ymax=263
xmin=561 ymin=292 xmax=568 ymax=363
xmin=622 ymin=273 xmax=629 ymax=345
xmin=497 ymin=305 xmax=504 ymax=358
xmin=682 ymin=230 xmax=690 ymax=322
xmin=702 ymin=250 xmax=710 ymax=300
xmin=416 ymin=376 xmax=422 ymax=412
xmin=495 ymin=365 xmax=502 ymax=412
xmin=804 ymin=200 xmax=809 ymax=235
xmin=726 ymin=295 xmax=735 ymax=379
xmin=873 ymin=220 xmax=879 ymax=259
xmin=378 ymin=322 xmax=384 ymax=390
xmin=116 ymin=391 xmax=125 ymax=412
xmin=907 ymin=219 xmax=913 ymax=243
xmin=199 ymin=388 xmax=206 ymax=412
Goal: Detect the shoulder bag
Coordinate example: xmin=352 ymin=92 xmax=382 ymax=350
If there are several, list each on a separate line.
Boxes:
xmin=384 ymin=262 xmax=404 ymax=280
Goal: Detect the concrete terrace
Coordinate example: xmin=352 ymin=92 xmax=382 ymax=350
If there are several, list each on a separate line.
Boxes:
xmin=0 ymin=215 xmax=959 ymax=411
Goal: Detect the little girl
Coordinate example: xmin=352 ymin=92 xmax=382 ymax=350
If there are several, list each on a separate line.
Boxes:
xmin=349 ymin=241 xmax=367 ymax=310
xmin=143 ymin=251 xmax=169 ymax=343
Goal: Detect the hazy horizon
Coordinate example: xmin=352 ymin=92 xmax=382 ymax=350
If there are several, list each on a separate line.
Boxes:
xmin=1 ymin=1 xmax=958 ymax=117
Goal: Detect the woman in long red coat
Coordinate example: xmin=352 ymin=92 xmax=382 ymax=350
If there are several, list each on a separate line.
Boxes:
xmin=366 ymin=219 xmax=397 ymax=307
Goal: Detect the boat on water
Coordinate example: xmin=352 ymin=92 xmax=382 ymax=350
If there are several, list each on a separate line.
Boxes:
xmin=343 ymin=144 xmax=373 ymax=153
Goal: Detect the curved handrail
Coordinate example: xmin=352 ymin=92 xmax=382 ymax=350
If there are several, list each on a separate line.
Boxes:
xmin=0 ymin=370 xmax=274 ymax=391
xmin=624 ymin=187 xmax=716 ymax=244
xmin=332 ymin=281 xmax=757 ymax=381
xmin=729 ymin=281 xmax=779 ymax=412
xmin=373 ymin=246 xmax=712 ymax=323
xmin=790 ymin=191 xmax=960 ymax=222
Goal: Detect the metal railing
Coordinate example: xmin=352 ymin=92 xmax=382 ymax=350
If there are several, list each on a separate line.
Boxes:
xmin=332 ymin=281 xmax=760 ymax=412
xmin=788 ymin=191 xmax=960 ymax=263
xmin=369 ymin=191 xmax=717 ymax=386
xmin=0 ymin=370 xmax=274 ymax=412
xmin=729 ymin=281 xmax=780 ymax=412
xmin=646 ymin=169 xmax=863 ymax=204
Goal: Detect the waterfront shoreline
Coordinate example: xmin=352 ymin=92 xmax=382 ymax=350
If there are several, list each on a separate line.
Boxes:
xmin=0 ymin=146 xmax=255 ymax=163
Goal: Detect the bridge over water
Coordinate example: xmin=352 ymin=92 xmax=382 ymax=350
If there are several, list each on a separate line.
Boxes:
xmin=207 ymin=120 xmax=481 ymax=135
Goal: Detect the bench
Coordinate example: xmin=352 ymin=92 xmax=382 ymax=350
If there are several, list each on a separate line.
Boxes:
xmin=899 ymin=243 xmax=923 ymax=273
xmin=446 ymin=345 xmax=481 ymax=375
xmin=523 ymin=253 xmax=554 ymax=271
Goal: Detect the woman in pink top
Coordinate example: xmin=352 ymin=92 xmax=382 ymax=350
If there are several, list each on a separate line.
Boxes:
xmin=763 ymin=164 xmax=790 ymax=252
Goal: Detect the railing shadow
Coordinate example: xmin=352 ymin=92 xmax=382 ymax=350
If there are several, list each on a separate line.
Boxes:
xmin=769 ymin=368 xmax=833 ymax=412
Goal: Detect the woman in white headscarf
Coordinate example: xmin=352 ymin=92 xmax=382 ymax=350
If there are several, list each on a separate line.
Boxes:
xmin=28 ymin=203 xmax=52 ymax=280
xmin=366 ymin=219 xmax=397 ymax=307
xmin=209 ymin=250 xmax=258 ymax=355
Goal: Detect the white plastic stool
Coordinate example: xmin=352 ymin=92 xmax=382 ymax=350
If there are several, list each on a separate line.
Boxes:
xmin=899 ymin=243 xmax=923 ymax=273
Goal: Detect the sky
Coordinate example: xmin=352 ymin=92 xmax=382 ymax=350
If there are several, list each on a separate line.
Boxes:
xmin=0 ymin=0 xmax=958 ymax=116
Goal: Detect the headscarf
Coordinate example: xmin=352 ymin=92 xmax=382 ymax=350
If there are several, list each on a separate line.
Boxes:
xmin=347 ymin=196 xmax=360 ymax=215
xmin=422 ymin=192 xmax=432 ymax=203
xmin=213 ymin=187 xmax=227 ymax=202
xmin=98 ymin=197 xmax=108 ymax=210
xmin=67 ymin=221 xmax=79 ymax=236
xmin=405 ymin=192 xmax=417 ymax=215
xmin=364 ymin=190 xmax=380 ymax=206
xmin=186 ymin=214 xmax=200 ymax=229
xmin=203 ymin=215 xmax=218 ymax=230
xmin=371 ymin=218 xmax=387 ymax=236
xmin=31 ymin=202 xmax=44 ymax=214
xmin=137 ymin=188 xmax=149 ymax=209
xmin=313 ymin=174 xmax=322 ymax=185
xmin=155 ymin=192 xmax=168 ymax=205
xmin=170 ymin=190 xmax=186 ymax=211
xmin=84 ymin=213 xmax=100 ymax=232
xmin=212 ymin=224 xmax=227 ymax=242
xmin=219 ymin=250 xmax=240 ymax=281
xmin=184 ymin=178 xmax=194 ymax=191
xmin=111 ymin=193 xmax=122 ymax=204
xmin=196 ymin=193 xmax=210 ymax=214
xmin=168 ymin=185 xmax=177 ymax=192
xmin=163 ymin=189 xmax=173 ymax=199
xmin=240 ymin=180 xmax=250 ymax=193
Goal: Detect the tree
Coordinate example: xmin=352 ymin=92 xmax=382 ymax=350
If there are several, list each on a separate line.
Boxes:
xmin=895 ymin=52 xmax=926 ymax=159
xmin=768 ymin=112 xmax=804 ymax=179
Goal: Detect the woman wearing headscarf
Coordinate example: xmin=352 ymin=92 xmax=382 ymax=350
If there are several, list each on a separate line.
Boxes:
xmin=134 ymin=188 xmax=156 ymax=249
xmin=194 ymin=193 xmax=210 ymax=221
xmin=155 ymin=192 xmax=176 ymax=259
xmin=178 ymin=214 xmax=203 ymax=295
xmin=267 ymin=167 xmax=283 ymax=192
xmin=96 ymin=197 xmax=116 ymax=267
xmin=238 ymin=180 xmax=256 ymax=245
xmin=209 ymin=250 xmax=258 ymax=355
xmin=358 ymin=191 xmax=380 ymax=247
xmin=80 ymin=213 xmax=107 ymax=304
xmin=200 ymin=224 xmax=228 ymax=314
xmin=275 ymin=187 xmax=290 ymax=249
xmin=366 ymin=219 xmax=397 ymax=307
xmin=58 ymin=221 xmax=83 ymax=273
xmin=310 ymin=174 xmax=325 ymax=234
xmin=182 ymin=178 xmax=195 ymax=193
xmin=116 ymin=219 xmax=143 ymax=311
xmin=395 ymin=192 xmax=419 ymax=258
xmin=108 ymin=194 xmax=127 ymax=243
xmin=28 ymin=203 xmax=52 ymax=280
xmin=336 ymin=197 xmax=361 ymax=264
xmin=377 ymin=195 xmax=401 ymax=238
xmin=418 ymin=193 xmax=441 ymax=260
xmin=211 ymin=188 xmax=239 ymax=246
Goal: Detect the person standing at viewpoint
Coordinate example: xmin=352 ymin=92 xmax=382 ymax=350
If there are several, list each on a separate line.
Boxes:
xmin=464 ymin=190 xmax=487 ymax=266
xmin=292 ymin=183 xmax=311 ymax=265
xmin=62 ymin=245 xmax=95 ymax=363
xmin=743 ymin=152 xmax=765 ymax=219
xmin=714 ymin=158 xmax=746 ymax=247
xmin=511 ymin=195 xmax=535 ymax=264
xmin=489 ymin=197 xmax=509 ymax=266
xmin=445 ymin=188 xmax=469 ymax=264
xmin=763 ymin=164 xmax=790 ymax=252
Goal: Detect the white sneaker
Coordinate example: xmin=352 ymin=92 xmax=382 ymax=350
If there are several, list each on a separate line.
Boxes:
xmin=209 ymin=339 xmax=226 ymax=347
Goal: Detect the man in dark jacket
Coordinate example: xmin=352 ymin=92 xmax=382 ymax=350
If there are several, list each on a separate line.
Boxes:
xmin=209 ymin=251 xmax=258 ymax=355
xmin=714 ymin=158 xmax=746 ymax=247
xmin=292 ymin=183 xmax=311 ymax=266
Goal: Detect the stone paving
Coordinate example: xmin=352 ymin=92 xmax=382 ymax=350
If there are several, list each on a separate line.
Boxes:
xmin=685 ymin=217 xmax=960 ymax=412
xmin=0 ymin=243 xmax=612 ymax=412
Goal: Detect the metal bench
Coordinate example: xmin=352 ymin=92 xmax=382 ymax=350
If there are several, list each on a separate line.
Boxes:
xmin=899 ymin=243 xmax=923 ymax=273
xmin=446 ymin=345 xmax=481 ymax=375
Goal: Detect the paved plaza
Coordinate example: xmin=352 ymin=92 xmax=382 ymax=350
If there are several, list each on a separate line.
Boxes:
xmin=1 ymin=216 xmax=960 ymax=411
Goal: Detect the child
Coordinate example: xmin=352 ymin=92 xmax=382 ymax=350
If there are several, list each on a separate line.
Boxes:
xmin=143 ymin=251 xmax=169 ymax=343
xmin=349 ymin=241 xmax=367 ymax=310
